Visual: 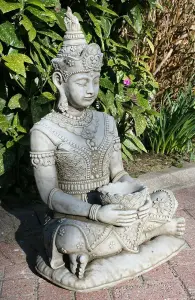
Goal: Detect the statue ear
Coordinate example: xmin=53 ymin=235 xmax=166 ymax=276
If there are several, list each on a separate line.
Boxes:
xmin=52 ymin=72 xmax=63 ymax=90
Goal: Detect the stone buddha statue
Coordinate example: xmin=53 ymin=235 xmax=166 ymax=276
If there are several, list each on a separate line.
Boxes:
xmin=30 ymin=7 xmax=186 ymax=291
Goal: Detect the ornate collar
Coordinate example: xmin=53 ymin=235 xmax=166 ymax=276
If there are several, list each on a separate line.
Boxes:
xmin=44 ymin=109 xmax=93 ymax=127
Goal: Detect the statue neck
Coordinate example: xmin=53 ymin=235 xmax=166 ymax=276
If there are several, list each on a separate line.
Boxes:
xmin=62 ymin=104 xmax=87 ymax=119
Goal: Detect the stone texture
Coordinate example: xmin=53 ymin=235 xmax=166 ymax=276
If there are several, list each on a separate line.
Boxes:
xmin=173 ymin=264 xmax=195 ymax=298
xmin=112 ymin=281 xmax=188 ymax=300
xmin=76 ymin=290 xmax=111 ymax=300
xmin=4 ymin=262 xmax=36 ymax=280
xmin=0 ymin=242 xmax=26 ymax=264
xmin=170 ymin=249 xmax=195 ymax=266
xmin=0 ymin=251 xmax=13 ymax=267
xmin=38 ymin=278 xmax=73 ymax=300
xmin=0 ymin=267 xmax=4 ymax=280
xmin=1 ymin=278 xmax=36 ymax=299
xmin=114 ymin=276 xmax=143 ymax=288
xmin=142 ymin=263 xmax=176 ymax=283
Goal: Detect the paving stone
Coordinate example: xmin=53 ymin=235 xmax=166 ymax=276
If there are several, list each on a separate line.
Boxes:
xmin=38 ymin=278 xmax=73 ymax=300
xmin=0 ymin=281 xmax=2 ymax=298
xmin=0 ymin=252 xmax=13 ymax=267
xmin=186 ymin=209 xmax=195 ymax=220
xmin=114 ymin=276 xmax=143 ymax=288
xmin=142 ymin=263 xmax=176 ymax=283
xmin=112 ymin=281 xmax=188 ymax=300
xmin=0 ymin=209 xmax=20 ymax=243
xmin=76 ymin=289 xmax=111 ymax=300
xmin=174 ymin=190 xmax=194 ymax=210
xmin=0 ymin=267 xmax=4 ymax=280
xmin=170 ymin=249 xmax=195 ymax=266
xmin=173 ymin=264 xmax=195 ymax=298
xmin=0 ymin=242 xmax=26 ymax=264
xmin=1 ymin=278 xmax=36 ymax=299
xmin=4 ymin=262 xmax=37 ymax=280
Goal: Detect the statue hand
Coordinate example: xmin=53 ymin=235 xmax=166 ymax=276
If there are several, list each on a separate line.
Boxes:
xmin=138 ymin=196 xmax=152 ymax=219
xmin=97 ymin=204 xmax=138 ymax=226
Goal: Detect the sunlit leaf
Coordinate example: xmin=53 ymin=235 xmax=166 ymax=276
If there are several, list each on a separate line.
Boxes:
xmin=0 ymin=42 xmax=3 ymax=54
xmin=100 ymin=77 xmax=114 ymax=92
xmin=146 ymin=38 xmax=154 ymax=53
xmin=0 ymin=113 xmax=9 ymax=133
xmin=20 ymin=15 xmax=36 ymax=42
xmin=131 ymin=5 xmax=142 ymax=34
xmin=0 ymin=0 xmax=21 ymax=13
xmin=123 ymin=139 xmax=138 ymax=151
xmin=100 ymin=17 xmax=111 ymax=38
xmin=26 ymin=0 xmax=46 ymax=10
xmin=0 ymin=147 xmax=16 ymax=176
xmin=37 ymin=92 xmax=55 ymax=104
xmin=0 ymin=22 xmax=24 ymax=48
xmin=26 ymin=6 xmax=57 ymax=23
xmin=122 ymin=144 xmax=134 ymax=159
xmin=13 ymin=113 xmax=27 ymax=133
xmin=126 ymin=133 xmax=147 ymax=152
xmin=40 ymin=0 xmax=59 ymax=7
xmin=8 ymin=94 xmax=28 ymax=110
xmin=0 ymin=99 xmax=6 ymax=111
xmin=3 ymin=54 xmax=33 ymax=77
xmin=38 ymin=30 xmax=63 ymax=41
xmin=88 ymin=0 xmax=118 ymax=16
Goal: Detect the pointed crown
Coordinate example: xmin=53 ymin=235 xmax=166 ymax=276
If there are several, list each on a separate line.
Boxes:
xmin=52 ymin=7 xmax=103 ymax=82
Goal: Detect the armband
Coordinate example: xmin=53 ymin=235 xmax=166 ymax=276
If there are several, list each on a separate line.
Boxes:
xmin=89 ymin=204 xmax=101 ymax=221
xmin=113 ymin=137 xmax=121 ymax=151
xmin=48 ymin=187 xmax=61 ymax=210
xmin=112 ymin=170 xmax=129 ymax=183
xmin=30 ymin=151 xmax=55 ymax=168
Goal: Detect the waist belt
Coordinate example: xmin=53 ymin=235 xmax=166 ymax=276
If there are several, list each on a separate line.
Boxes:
xmin=58 ymin=175 xmax=109 ymax=195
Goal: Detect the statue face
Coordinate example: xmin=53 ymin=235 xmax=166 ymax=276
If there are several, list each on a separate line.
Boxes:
xmin=65 ymin=71 xmax=100 ymax=109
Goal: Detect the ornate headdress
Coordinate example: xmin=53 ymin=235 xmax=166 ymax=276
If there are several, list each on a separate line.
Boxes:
xmin=52 ymin=7 xmax=103 ymax=82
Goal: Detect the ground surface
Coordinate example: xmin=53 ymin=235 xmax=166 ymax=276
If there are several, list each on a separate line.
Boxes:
xmin=125 ymin=152 xmax=193 ymax=178
xmin=0 ymin=185 xmax=195 ymax=299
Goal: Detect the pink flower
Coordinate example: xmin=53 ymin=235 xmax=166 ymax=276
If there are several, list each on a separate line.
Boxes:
xmin=123 ymin=78 xmax=131 ymax=86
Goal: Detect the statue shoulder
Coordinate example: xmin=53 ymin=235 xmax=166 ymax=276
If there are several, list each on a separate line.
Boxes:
xmin=92 ymin=110 xmax=115 ymax=123
xmin=30 ymin=113 xmax=56 ymax=151
xmin=92 ymin=110 xmax=117 ymax=135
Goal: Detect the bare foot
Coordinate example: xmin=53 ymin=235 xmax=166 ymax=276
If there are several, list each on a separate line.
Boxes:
xmin=162 ymin=217 xmax=185 ymax=238
xmin=69 ymin=253 xmax=89 ymax=279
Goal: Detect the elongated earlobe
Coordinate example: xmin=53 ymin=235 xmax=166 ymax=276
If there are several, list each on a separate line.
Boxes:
xmin=58 ymin=95 xmax=68 ymax=113
xmin=52 ymin=72 xmax=68 ymax=113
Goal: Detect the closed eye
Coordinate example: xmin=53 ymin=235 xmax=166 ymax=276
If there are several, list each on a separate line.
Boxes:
xmin=76 ymin=79 xmax=88 ymax=86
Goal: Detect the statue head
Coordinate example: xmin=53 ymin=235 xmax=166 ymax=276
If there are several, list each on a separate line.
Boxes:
xmin=52 ymin=7 xmax=103 ymax=112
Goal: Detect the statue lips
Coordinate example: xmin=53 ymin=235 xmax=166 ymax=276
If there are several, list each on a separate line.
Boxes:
xmin=84 ymin=96 xmax=95 ymax=102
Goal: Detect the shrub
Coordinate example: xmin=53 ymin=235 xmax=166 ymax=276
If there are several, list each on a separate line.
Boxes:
xmin=143 ymin=79 xmax=195 ymax=154
xmin=146 ymin=0 xmax=195 ymax=102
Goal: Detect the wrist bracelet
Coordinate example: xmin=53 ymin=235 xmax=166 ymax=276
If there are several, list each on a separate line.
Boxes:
xmin=112 ymin=170 xmax=129 ymax=183
xmin=48 ymin=187 xmax=61 ymax=210
xmin=89 ymin=204 xmax=101 ymax=221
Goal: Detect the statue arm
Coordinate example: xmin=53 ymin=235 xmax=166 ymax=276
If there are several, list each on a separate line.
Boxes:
xmin=30 ymin=129 xmax=92 ymax=217
xmin=109 ymin=146 xmax=135 ymax=183
xmin=109 ymin=118 xmax=135 ymax=184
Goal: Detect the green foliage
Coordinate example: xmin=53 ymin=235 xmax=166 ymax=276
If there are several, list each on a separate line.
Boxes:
xmin=0 ymin=0 xmax=159 ymax=194
xmin=144 ymin=80 xmax=195 ymax=154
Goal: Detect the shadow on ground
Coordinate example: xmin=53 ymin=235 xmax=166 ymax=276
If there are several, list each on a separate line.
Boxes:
xmin=0 ymin=200 xmax=48 ymax=275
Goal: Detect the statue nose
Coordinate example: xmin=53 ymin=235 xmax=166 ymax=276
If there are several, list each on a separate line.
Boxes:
xmin=87 ymin=82 xmax=94 ymax=96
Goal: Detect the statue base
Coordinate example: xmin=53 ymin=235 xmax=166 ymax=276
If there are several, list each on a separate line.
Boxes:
xmin=36 ymin=235 xmax=186 ymax=292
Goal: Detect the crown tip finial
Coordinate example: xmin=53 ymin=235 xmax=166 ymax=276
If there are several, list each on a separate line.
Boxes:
xmin=67 ymin=6 xmax=72 ymax=13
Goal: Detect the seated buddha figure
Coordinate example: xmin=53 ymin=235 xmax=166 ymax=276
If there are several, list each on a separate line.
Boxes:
xmin=30 ymin=8 xmax=185 ymax=286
